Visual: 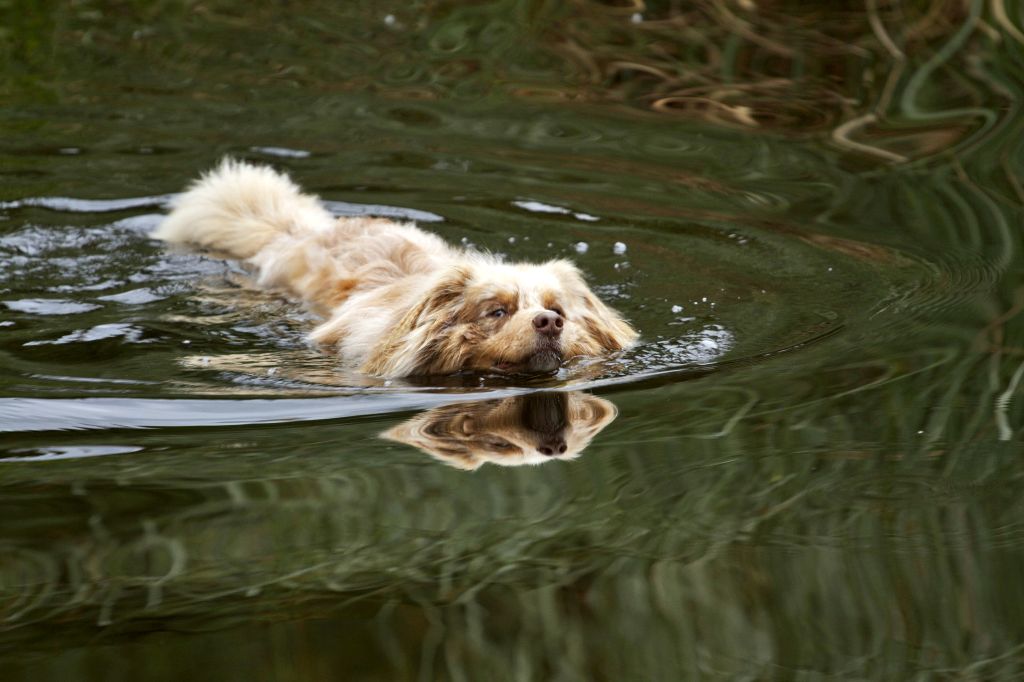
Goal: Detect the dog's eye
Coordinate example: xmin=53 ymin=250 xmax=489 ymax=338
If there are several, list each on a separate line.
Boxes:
xmin=487 ymin=308 xmax=507 ymax=318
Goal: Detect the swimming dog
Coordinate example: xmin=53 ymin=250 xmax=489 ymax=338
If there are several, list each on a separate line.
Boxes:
xmin=154 ymin=160 xmax=637 ymax=377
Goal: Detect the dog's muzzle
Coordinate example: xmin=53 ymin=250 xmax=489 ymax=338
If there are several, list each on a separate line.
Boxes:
xmin=524 ymin=348 xmax=562 ymax=373
xmin=520 ymin=392 xmax=569 ymax=455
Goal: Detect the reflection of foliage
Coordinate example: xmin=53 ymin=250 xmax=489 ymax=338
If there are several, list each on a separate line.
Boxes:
xmin=3 ymin=302 xmax=1024 ymax=680
xmin=4 ymin=0 xmax=1022 ymax=166
xmin=546 ymin=0 xmax=993 ymax=160
xmin=4 ymin=213 xmax=1024 ymax=677
xmin=476 ymin=0 xmax=1017 ymax=164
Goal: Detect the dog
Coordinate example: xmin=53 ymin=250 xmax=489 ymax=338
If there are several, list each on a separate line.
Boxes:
xmin=382 ymin=392 xmax=617 ymax=469
xmin=153 ymin=159 xmax=637 ymax=378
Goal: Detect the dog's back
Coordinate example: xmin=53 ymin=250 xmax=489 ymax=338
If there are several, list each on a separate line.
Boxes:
xmin=153 ymin=160 xmax=455 ymax=313
xmin=153 ymin=159 xmax=336 ymax=259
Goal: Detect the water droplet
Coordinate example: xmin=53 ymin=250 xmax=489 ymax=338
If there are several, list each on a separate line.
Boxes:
xmin=613 ymin=241 xmax=627 ymax=255
xmin=574 ymin=242 xmax=589 ymax=254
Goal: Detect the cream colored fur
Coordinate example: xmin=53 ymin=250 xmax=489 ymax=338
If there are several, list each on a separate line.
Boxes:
xmin=154 ymin=159 xmax=638 ymax=377
xmin=153 ymin=159 xmax=337 ymax=259
xmin=382 ymin=392 xmax=618 ymax=470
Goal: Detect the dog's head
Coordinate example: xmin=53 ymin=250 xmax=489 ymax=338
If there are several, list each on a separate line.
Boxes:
xmin=381 ymin=392 xmax=617 ymax=470
xmin=364 ymin=257 xmax=637 ymax=377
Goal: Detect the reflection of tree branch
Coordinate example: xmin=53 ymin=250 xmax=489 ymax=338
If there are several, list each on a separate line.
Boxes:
xmin=903 ymin=0 xmax=966 ymax=44
xmin=709 ymin=0 xmax=797 ymax=58
xmin=1001 ymin=152 xmax=1024 ymax=204
xmin=995 ymin=359 xmax=1024 ymax=441
xmin=831 ymin=113 xmax=909 ymax=163
xmin=557 ymin=39 xmax=603 ymax=83
xmin=867 ymin=0 xmax=907 ymax=118
xmin=992 ymin=0 xmax=1024 ymax=46
xmin=651 ymin=96 xmax=759 ymax=127
xmin=536 ymin=0 xmax=1004 ymax=163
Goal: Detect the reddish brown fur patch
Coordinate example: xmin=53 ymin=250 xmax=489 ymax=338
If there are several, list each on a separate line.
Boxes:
xmin=581 ymin=315 xmax=624 ymax=351
xmin=361 ymin=267 xmax=471 ymax=375
xmin=461 ymin=288 xmax=518 ymax=320
xmin=322 ymin=277 xmax=360 ymax=307
xmin=541 ymin=291 xmax=565 ymax=316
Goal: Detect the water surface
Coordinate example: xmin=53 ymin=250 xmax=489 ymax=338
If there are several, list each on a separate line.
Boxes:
xmin=3 ymin=1 xmax=1024 ymax=679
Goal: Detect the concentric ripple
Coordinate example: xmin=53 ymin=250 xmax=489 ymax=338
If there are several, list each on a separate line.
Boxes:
xmin=0 ymin=180 xmax=945 ymax=433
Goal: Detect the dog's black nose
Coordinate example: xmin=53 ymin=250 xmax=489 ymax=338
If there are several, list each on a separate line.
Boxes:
xmin=533 ymin=311 xmax=564 ymax=337
xmin=537 ymin=438 xmax=568 ymax=456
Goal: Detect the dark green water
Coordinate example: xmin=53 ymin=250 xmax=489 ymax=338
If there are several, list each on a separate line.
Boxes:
xmin=3 ymin=1 xmax=1024 ymax=679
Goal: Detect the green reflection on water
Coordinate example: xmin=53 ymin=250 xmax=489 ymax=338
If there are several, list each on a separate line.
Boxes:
xmin=3 ymin=0 xmax=1024 ymax=679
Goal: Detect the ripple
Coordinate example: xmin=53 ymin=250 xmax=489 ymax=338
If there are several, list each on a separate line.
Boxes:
xmin=0 ymin=392 xmax=526 ymax=432
xmin=2 ymin=445 xmax=143 ymax=462
xmin=3 ymin=299 xmax=101 ymax=315
xmin=321 ymin=200 xmax=444 ymax=223
xmin=249 ymin=146 xmax=311 ymax=159
xmin=0 ymin=193 xmax=443 ymax=228
xmin=96 ymin=288 xmax=167 ymax=305
xmin=867 ymin=248 xmax=1005 ymax=322
xmin=0 ymin=195 xmax=174 ymax=213
xmin=23 ymin=323 xmax=148 ymax=347
xmin=0 ymin=185 xmax=917 ymax=402
xmin=513 ymin=199 xmax=600 ymax=222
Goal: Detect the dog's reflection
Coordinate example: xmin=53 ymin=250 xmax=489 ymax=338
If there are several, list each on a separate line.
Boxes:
xmin=382 ymin=392 xmax=617 ymax=470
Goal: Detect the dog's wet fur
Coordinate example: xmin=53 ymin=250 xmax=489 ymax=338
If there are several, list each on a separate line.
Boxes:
xmin=154 ymin=160 xmax=637 ymax=377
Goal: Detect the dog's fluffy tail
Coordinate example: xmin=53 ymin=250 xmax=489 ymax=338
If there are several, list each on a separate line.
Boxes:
xmin=152 ymin=159 xmax=335 ymax=259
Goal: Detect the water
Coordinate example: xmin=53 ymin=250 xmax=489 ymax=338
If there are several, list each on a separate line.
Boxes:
xmin=3 ymin=1 xmax=1024 ymax=678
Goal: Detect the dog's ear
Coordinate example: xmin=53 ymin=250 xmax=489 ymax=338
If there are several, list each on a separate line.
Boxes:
xmin=571 ymin=394 xmax=618 ymax=437
xmin=547 ymin=260 xmax=638 ymax=350
xmin=380 ymin=416 xmax=484 ymax=471
xmin=361 ymin=266 xmax=472 ymax=376
xmin=578 ymin=292 xmax=639 ymax=351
